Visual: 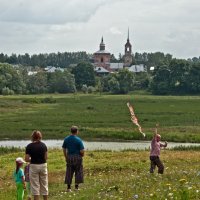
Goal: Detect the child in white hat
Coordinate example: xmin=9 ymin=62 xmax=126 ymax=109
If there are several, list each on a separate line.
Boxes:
xmin=13 ymin=157 xmax=26 ymax=200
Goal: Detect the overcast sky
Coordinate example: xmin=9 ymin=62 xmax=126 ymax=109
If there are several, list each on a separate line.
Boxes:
xmin=0 ymin=0 xmax=200 ymax=59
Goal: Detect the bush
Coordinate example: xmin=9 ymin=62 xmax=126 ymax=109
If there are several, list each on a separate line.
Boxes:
xmin=22 ymin=97 xmax=56 ymax=104
xmin=22 ymin=98 xmax=41 ymax=104
xmin=41 ymin=97 xmax=56 ymax=104
xmin=81 ymin=84 xmax=88 ymax=94
xmin=2 ymin=87 xmax=14 ymax=95
xmin=88 ymin=86 xmax=96 ymax=94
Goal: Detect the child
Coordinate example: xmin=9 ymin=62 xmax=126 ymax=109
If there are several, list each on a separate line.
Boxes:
xmin=14 ymin=157 xmax=26 ymax=200
xmin=24 ymin=163 xmax=31 ymax=200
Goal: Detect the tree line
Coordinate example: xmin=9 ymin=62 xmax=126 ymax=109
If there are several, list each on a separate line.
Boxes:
xmin=1 ymin=50 xmax=200 ymax=69
xmin=0 ymin=51 xmax=200 ymax=95
xmin=0 ymin=52 xmax=91 ymax=68
xmin=0 ymin=62 xmax=137 ymax=95
xmin=150 ymin=59 xmax=200 ymax=95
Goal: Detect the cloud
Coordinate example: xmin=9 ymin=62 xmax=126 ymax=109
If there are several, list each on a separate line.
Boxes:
xmin=0 ymin=0 xmax=112 ymax=24
xmin=109 ymin=27 xmax=122 ymax=35
xmin=0 ymin=0 xmax=200 ymax=58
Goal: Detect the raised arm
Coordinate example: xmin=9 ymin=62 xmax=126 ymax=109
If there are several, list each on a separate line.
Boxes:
xmin=153 ymin=124 xmax=160 ymax=137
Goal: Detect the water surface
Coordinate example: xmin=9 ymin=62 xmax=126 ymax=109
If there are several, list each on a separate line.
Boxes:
xmin=0 ymin=140 xmax=199 ymax=151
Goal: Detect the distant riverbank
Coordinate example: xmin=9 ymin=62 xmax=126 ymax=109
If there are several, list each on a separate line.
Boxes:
xmin=0 ymin=140 xmax=200 ymax=150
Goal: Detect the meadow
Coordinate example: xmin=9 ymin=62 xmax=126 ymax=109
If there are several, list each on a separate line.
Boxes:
xmin=0 ymin=93 xmax=200 ymax=142
xmin=0 ymin=148 xmax=199 ymax=200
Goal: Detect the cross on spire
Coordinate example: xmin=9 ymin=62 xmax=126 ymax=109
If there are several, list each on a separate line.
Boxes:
xmin=127 ymin=27 xmax=129 ymax=41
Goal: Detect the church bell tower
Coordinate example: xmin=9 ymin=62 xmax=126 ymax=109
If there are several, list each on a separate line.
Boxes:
xmin=124 ymin=28 xmax=133 ymax=67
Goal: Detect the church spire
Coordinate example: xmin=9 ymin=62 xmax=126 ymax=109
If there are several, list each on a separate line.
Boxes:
xmin=101 ymin=36 xmax=104 ymax=43
xmin=100 ymin=36 xmax=105 ymax=51
xmin=127 ymin=27 xmax=130 ymax=42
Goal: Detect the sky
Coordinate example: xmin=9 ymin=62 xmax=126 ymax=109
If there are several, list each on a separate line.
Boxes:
xmin=0 ymin=0 xmax=200 ymax=59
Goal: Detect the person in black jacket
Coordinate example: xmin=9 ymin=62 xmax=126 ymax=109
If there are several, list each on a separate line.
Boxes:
xmin=25 ymin=130 xmax=48 ymax=200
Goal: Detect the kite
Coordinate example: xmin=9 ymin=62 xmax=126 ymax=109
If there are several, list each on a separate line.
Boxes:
xmin=127 ymin=102 xmax=146 ymax=137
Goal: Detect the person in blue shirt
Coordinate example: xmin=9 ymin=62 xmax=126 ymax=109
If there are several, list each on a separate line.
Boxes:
xmin=62 ymin=126 xmax=85 ymax=192
xmin=13 ymin=157 xmax=26 ymax=200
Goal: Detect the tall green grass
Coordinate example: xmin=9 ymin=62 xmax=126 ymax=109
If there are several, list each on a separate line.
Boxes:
xmin=0 ymin=94 xmax=200 ymax=142
xmin=0 ymin=148 xmax=199 ymax=199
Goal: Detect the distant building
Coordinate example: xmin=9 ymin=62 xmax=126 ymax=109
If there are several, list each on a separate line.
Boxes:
xmin=123 ymin=29 xmax=133 ymax=68
xmin=109 ymin=63 xmax=124 ymax=71
xmin=150 ymin=66 xmax=155 ymax=71
xmin=44 ymin=66 xmax=64 ymax=73
xmin=28 ymin=71 xmax=38 ymax=76
xmin=128 ymin=64 xmax=145 ymax=73
xmin=93 ymin=37 xmax=111 ymax=70
xmin=93 ymin=29 xmax=145 ymax=74
xmin=94 ymin=66 xmax=110 ymax=75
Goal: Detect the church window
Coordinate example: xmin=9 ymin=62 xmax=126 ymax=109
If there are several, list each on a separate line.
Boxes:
xmin=101 ymin=57 xmax=104 ymax=62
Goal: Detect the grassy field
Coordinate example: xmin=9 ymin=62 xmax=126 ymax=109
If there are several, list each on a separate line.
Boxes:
xmin=0 ymin=148 xmax=199 ymax=200
xmin=0 ymin=93 xmax=200 ymax=142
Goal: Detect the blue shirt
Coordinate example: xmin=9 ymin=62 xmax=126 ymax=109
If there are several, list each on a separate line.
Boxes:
xmin=13 ymin=168 xmax=24 ymax=183
xmin=62 ymin=135 xmax=84 ymax=155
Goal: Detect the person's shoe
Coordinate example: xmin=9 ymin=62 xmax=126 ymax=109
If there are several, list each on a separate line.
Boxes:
xmin=74 ymin=188 xmax=80 ymax=192
xmin=67 ymin=188 xmax=72 ymax=192
xmin=75 ymin=185 xmax=80 ymax=191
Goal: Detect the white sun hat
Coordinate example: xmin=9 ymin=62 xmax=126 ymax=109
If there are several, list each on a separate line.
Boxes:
xmin=16 ymin=157 xmax=26 ymax=164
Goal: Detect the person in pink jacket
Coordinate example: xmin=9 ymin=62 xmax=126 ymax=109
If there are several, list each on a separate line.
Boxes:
xmin=150 ymin=127 xmax=167 ymax=174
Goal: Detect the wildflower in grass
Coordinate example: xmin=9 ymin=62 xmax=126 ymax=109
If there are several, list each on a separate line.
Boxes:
xmin=133 ymin=194 xmax=139 ymax=199
xmin=168 ymin=193 xmax=173 ymax=196
xmin=179 ymin=178 xmax=186 ymax=182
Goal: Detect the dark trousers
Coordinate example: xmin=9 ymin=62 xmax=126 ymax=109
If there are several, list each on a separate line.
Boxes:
xmin=65 ymin=155 xmax=83 ymax=185
xmin=150 ymin=156 xmax=164 ymax=174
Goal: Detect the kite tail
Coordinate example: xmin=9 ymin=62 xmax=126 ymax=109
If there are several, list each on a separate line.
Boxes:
xmin=127 ymin=102 xmax=146 ymax=137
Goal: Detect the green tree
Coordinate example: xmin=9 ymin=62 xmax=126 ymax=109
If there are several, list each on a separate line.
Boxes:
xmin=108 ymin=77 xmax=120 ymax=94
xmin=100 ymin=75 xmax=111 ymax=92
xmin=149 ymin=65 xmax=171 ymax=95
xmin=169 ymin=59 xmax=190 ymax=94
xmin=0 ymin=63 xmax=26 ymax=94
xmin=117 ymin=69 xmax=135 ymax=94
xmin=186 ymin=63 xmax=200 ymax=94
xmin=72 ymin=62 xmax=95 ymax=89
xmin=26 ymin=72 xmax=48 ymax=94
xmin=134 ymin=72 xmax=150 ymax=90
xmin=47 ymin=70 xmax=75 ymax=93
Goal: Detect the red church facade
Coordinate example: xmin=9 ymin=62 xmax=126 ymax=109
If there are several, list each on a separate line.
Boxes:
xmin=93 ymin=37 xmax=111 ymax=70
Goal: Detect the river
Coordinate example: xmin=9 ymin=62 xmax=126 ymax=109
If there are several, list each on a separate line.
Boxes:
xmin=0 ymin=140 xmax=200 ymax=151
